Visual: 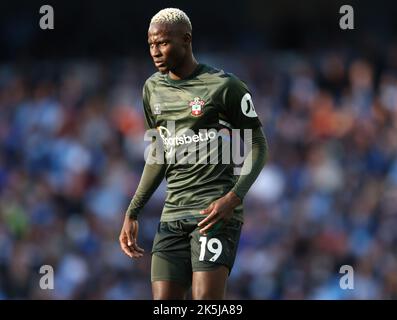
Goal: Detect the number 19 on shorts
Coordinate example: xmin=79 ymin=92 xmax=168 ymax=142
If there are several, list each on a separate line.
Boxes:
xmin=199 ymin=237 xmax=223 ymax=262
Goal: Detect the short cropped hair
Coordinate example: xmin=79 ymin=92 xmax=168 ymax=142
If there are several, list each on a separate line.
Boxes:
xmin=150 ymin=8 xmax=192 ymax=32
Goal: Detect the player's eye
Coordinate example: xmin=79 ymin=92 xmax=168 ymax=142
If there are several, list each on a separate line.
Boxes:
xmin=160 ymin=42 xmax=168 ymax=47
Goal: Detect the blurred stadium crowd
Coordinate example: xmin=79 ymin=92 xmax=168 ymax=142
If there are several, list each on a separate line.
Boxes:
xmin=1 ymin=46 xmax=397 ymax=299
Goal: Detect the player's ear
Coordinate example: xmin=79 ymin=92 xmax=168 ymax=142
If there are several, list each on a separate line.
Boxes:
xmin=183 ymin=32 xmax=192 ymax=45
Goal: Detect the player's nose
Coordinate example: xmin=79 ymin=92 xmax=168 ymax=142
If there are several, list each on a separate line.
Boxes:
xmin=150 ymin=46 xmax=161 ymax=58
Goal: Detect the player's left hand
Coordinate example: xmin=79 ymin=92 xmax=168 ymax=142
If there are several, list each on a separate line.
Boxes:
xmin=198 ymin=191 xmax=241 ymax=235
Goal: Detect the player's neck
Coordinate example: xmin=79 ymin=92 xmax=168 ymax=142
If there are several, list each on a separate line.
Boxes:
xmin=168 ymin=57 xmax=199 ymax=81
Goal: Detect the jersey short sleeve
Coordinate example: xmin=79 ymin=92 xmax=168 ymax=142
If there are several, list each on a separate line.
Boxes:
xmin=218 ymin=75 xmax=262 ymax=130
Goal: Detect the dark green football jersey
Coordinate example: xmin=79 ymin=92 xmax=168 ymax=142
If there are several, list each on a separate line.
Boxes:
xmin=143 ymin=64 xmax=262 ymax=222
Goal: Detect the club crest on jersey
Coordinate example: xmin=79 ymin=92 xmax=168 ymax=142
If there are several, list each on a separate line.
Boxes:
xmin=189 ymin=97 xmax=205 ymax=116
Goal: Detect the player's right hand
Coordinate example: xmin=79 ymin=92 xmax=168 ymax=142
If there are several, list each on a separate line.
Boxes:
xmin=119 ymin=215 xmax=145 ymax=259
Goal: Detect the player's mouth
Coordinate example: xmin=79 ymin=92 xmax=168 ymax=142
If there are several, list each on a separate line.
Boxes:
xmin=154 ymin=61 xmax=165 ymax=67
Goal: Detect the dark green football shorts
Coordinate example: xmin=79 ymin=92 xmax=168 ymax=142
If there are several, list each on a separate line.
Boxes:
xmin=151 ymin=218 xmax=243 ymax=288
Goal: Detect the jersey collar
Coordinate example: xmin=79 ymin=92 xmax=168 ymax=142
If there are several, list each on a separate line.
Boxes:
xmin=165 ymin=63 xmax=204 ymax=85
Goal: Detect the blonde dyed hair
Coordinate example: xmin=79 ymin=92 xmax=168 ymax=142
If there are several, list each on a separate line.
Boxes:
xmin=150 ymin=8 xmax=192 ymax=32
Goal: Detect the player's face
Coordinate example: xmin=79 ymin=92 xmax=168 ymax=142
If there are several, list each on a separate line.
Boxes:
xmin=148 ymin=23 xmax=188 ymax=74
